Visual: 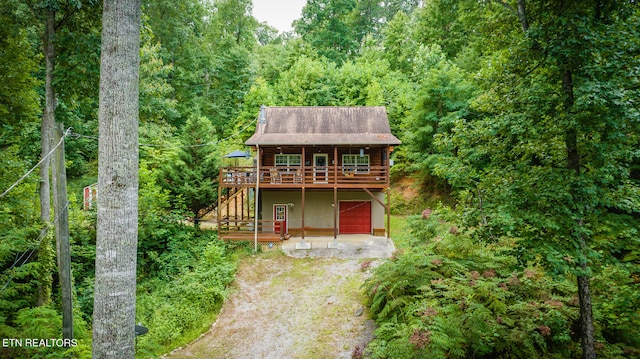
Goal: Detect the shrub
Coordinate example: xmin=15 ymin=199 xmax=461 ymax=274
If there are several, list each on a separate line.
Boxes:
xmin=365 ymin=215 xmax=582 ymax=358
xmin=135 ymin=239 xmax=236 ymax=357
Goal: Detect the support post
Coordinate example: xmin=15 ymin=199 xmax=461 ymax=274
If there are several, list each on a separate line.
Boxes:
xmin=234 ymin=187 xmax=238 ymax=225
xmin=386 ymin=146 xmax=391 ymax=186
xmin=301 ymin=186 xmax=305 ymax=241
xmin=53 ymin=123 xmax=73 ymax=341
xmin=333 ymin=187 xmax=338 ymax=239
xmin=301 ymin=146 xmax=305 ymax=185
xmin=334 ymin=146 xmax=338 ymax=184
xmin=217 ymin=169 xmax=222 ymax=239
xmin=296 ymin=186 xmax=310 ymax=250
xmin=363 ymin=187 xmax=391 ymax=243
xmin=328 ymin=187 xmax=338 ymax=249
xmin=386 ymin=187 xmax=391 ymax=244
xmin=254 ymin=145 xmax=260 ymax=252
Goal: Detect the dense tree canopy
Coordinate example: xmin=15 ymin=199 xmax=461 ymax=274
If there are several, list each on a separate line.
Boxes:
xmin=0 ymin=0 xmax=638 ymax=357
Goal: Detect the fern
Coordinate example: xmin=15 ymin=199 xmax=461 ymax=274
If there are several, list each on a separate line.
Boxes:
xmin=364 ymin=211 xmax=589 ymax=358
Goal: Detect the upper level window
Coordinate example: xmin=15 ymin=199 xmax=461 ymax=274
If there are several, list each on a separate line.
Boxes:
xmin=342 ymin=154 xmax=369 ymax=174
xmin=274 ymin=154 xmax=301 ymax=167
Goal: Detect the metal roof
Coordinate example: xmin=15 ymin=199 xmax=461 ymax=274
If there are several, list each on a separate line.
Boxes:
xmin=245 ymin=106 xmax=401 ymax=146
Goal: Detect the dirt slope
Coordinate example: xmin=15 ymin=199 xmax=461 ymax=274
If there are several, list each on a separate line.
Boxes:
xmin=165 ymin=254 xmax=377 ymax=359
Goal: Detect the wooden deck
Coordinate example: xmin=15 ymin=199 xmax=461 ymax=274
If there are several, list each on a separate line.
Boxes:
xmin=220 ymin=166 xmax=389 ymax=189
xmin=218 ymin=219 xmax=284 ymax=242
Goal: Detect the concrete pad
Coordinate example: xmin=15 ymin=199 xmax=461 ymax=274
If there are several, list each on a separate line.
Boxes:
xmin=282 ymin=235 xmax=395 ymax=259
xmin=294 ymin=241 xmax=312 ymax=250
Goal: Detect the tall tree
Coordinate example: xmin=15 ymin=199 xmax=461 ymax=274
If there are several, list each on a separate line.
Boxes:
xmin=24 ymin=0 xmax=100 ymax=307
xmin=413 ymin=0 xmax=477 ymax=58
xmin=208 ymin=0 xmax=256 ymax=48
xmin=0 ymin=2 xmax=40 ymax=140
xmin=92 ymin=0 xmax=140 ymax=357
xmin=403 ymin=45 xmax=476 ymax=179
xmin=26 ymin=1 xmax=57 ymax=307
xmin=433 ymin=2 xmax=640 ymax=358
xmin=381 ymin=11 xmax=416 ymax=74
xmin=0 ymin=1 xmax=43 ymax=312
xmin=273 ymin=55 xmax=338 ymax=105
xmin=142 ymin=0 xmax=209 ymax=127
xmin=162 ymin=115 xmax=219 ymax=223
xmin=294 ymin=0 xmax=358 ymax=64
xmin=347 ymin=0 xmax=385 ymax=42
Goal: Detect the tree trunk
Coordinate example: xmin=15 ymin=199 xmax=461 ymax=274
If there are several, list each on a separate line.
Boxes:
xmin=92 ymin=0 xmax=140 ymax=357
xmin=578 ymin=251 xmax=597 ymax=359
xmin=517 ymin=0 xmax=529 ymax=32
xmin=36 ymin=6 xmax=57 ymax=307
xmin=562 ymin=69 xmax=596 ymax=359
xmin=52 ymin=122 xmax=73 ymax=341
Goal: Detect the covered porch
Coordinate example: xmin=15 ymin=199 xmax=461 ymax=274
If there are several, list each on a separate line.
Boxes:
xmin=220 ymin=165 xmax=390 ymax=188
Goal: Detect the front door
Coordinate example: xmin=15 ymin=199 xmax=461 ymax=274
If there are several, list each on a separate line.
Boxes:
xmin=313 ymin=154 xmax=328 ymax=183
xmin=273 ymin=204 xmax=287 ymax=235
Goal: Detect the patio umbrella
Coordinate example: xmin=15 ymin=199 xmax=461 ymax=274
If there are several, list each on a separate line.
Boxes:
xmin=224 ymin=150 xmax=251 ymax=166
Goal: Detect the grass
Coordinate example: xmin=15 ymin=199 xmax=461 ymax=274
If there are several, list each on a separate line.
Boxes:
xmin=160 ymin=310 xmax=220 ymax=353
xmin=389 ymin=214 xmax=411 ymax=248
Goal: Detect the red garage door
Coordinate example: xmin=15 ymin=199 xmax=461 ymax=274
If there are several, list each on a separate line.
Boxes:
xmin=339 ymin=201 xmax=371 ymax=234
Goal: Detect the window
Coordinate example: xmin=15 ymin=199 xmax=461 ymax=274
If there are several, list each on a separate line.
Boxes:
xmin=274 ymin=154 xmax=301 ymax=167
xmin=342 ymin=154 xmax=369 ymax=174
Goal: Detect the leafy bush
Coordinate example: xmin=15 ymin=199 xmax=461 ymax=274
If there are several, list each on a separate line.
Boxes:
xmin=135 ymin=237 xmax=236 ymax=357
xmin=365 ymin=211 xmax=639 ymax=358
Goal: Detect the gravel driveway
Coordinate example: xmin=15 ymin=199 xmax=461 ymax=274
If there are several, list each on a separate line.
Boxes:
xmin=165 ymin=252 xmax=381 ymax=359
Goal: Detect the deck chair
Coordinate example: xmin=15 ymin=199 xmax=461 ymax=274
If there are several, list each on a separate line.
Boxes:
xmin=269 ymin=168 xmax=282 ymax=183
xmin=293 ymin=168 xmax=303 ymax=183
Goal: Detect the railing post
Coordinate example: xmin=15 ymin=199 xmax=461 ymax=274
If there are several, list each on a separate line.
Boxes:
xmin=302 ymin=146 xmax=305 ymax=185
xmin=386 ymin=147 xmax=391 ymax=186
xmin=333 ymin=146 xmax=338 ymax=185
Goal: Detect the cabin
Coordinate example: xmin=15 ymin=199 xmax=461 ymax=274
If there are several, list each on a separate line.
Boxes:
xmin=217 ymin=106 xmax=401 ymax=245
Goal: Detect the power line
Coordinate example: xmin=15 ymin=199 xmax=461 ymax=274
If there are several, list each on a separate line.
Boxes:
xmin=1 ymin=118 xmax=255 ymax=200
xmin=0 ymin=128 xmax=71 ymax=199
xmin=71 ymin=117 xmax=257 ymax=150
xmin=0 ymin=117 xmax=256 ymax=295
xmin=0 ymin=201 xmax=70 ymax=296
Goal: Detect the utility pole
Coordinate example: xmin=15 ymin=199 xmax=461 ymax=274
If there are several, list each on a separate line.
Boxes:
xmin=52 ymin=122 xmax=73 ymax=341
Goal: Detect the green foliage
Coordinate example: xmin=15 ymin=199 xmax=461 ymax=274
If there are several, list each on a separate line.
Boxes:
xmin=11 ymin=306 xmax=63 ymax=358
xmin=294 ymin=0 xmax=358 ymax=64
xmin=15 ymin=306 xmax=61 ymax=339
xmin=274 ymin=56 xmax=338 ymax=106
xmin=0 ymin=3 xmax=40 ymax=148
xmin=366 ymin=211 xmax=639 ymax=358
xmin=1 ymin=0 xmax=638 ymax=356
xmin=139 ymin=42 xmax=179 ymax=125
xmin=430 ymin=3 xmax=640 ymax=280
xmin=0 ymin=147 xmax=45 ymax=330
xmin=68 ymin=196 xmax=97 ymax=322
xmin=336 ymin=57 xmax=391 ymax=106
xmin=402 ymin=45 xmax=476 ymax=179
xmin=135 ymin=236 xmax=236 ymax=357
xmin=381 ymin=11 xmax=415 ymax=74
xmin=413 ymin=0 xmax=481 ymax=60
xmin=161 ymin=115 xmax=220 ymax=219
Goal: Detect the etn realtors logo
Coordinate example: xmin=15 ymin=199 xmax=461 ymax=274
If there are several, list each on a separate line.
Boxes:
xmin=2 ymin=338 xmax=78 ymax=348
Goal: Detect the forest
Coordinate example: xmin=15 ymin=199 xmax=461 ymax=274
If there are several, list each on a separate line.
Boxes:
xmin=0 ymin=0 xmax=638 ymax=358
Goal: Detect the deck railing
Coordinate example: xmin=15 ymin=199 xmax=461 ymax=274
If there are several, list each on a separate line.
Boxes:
xmin=218 ymin=219 xmax=284 ymax=242
xmin=220 ymin=166 xmax=389 ymax=187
